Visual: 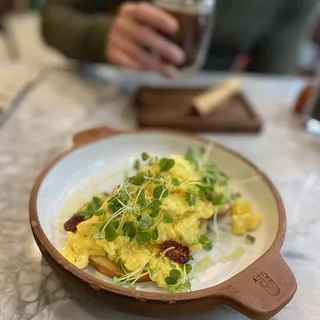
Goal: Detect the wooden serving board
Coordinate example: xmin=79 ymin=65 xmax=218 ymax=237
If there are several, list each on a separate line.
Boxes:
xmin=136 ymin=87 xmax=262 ymax=133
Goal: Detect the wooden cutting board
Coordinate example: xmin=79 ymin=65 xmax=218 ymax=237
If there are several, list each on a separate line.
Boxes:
xmin=135 ymin=87 xmax=262 ymax=133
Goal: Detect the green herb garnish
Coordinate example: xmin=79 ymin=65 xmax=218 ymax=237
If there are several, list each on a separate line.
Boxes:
xmin=185 ymin=264 xmax=192 ymax=274
xmin=142 ymin=152 xmax=149 ymax=161
xmin=184 ymin=147 xmax=230 ymax=204
xmin=133 ymin=159 xmax=140 ymax=170
xmin=93 ymin=232 xmax=105 ymax=240
xmin=153 ymin=185 xmax=168 ymax=199
xmin=159 ymin=158 xmax=175 ymax=172
xmin=130 ymin=172 xmax=145 ymax=186
xmin=245 ymin=234 xmax=255 ymax=244
xmin=163 ymin=212 xmax=174 ymax=223
xmin=135 ymin=228 xmax=152 ymax=244
xmin=166 ymin=264 xmax=193 ymax=292
xmin=153 ymin=185 xmax=163 ymax=199
xmin=152 ymin=227 xmax=159 ymax=240
xmin=94 ymin=209 xmax=106 ymax=216
xmin=118 ymin=258 xmax=127 ymax=274
xmin=185 ymin=147 xmax=205 ymax=170
xmin=185 ymin=192 xmax=197 ymax=206
xmin=165 ymin=269 xmax=181 ymax=285
xmin=150 ymin=199 xmax=162 ymax=217
xmin=77 ymin=196 xmax=103 ymax=219
xmin=171 ymin=178 xmax=181 ymax=186
xmin=104 ymin=221 xmax=119 ymax=241
xmin=148 ymin=266 xmax=156 ymax=277
xmin=123 ymin=221 xmax=136 ymax=238
xmin=139 ymin=215 xmax=153 ymax=230
xmin=212 ymin=193 xmax=228 ymax=206
xmin=203 ymin=242 xmax=213 ymax=251
xmin=112 ymin=254 xmax=156 ymax=287
xmin=199 ymin=235 xmax=213 ymax=251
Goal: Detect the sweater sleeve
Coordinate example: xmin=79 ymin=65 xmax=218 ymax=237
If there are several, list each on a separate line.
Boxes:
xmin=41 ymin=0 xmax=115 ymax=62
xmin=247 ymin=0 xmax=319 ymax=75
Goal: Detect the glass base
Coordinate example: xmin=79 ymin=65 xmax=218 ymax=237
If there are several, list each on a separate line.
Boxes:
xmin=305 ymin=118 xmax=320 ymax=135
xmin=171 ymin=58 xmax=205 ymax=78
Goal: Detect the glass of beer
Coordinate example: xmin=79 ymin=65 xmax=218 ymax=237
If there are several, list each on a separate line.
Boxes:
xmin=153 ymin=0 xmax=215 ymax=72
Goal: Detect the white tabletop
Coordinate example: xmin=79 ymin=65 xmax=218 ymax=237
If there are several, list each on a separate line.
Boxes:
xmin=0 ymin=65 xmax=319 ymax=320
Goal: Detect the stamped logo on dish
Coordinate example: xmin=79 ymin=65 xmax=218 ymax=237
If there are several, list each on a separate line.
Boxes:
xmin=253 ymin=271 xmax=280 ymax=297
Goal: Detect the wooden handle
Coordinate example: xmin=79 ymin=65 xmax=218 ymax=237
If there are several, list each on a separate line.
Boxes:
xmin=73 ymin=127 xmax=120 ymax=147
xmin=219 ymin=253 xmax=297 ymax=320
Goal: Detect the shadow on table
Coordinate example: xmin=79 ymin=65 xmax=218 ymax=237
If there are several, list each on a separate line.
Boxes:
xmin=40 ymin=257 xmax=247 ymax=320
xmin=68 ymin=296 xmax=247 ymax=320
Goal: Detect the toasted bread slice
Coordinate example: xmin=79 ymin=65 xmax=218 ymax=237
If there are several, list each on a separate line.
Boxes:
xmin=89 ymin=256 xmax=123 ymax=278
xmin=89 ymin=256 xmax=150 ymax=282
xmin=206 ymin=206 xmax=230 ymax=221
xmin=216 ymin=207 xmax=230 ymax=219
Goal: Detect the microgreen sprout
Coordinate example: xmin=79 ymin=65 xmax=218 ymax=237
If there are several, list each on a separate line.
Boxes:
xmin=112 ymin=253 xmax=156 ymax=286
xmin=199 ymin=235 xmax=213 ymax=251
xmin=163 ymin=212 xmax=174 ymax=223
xmin=150 ymin=246 xmax=175 ymax=279
xmin=185 ymin=192 xmax=197 ymax=206
xmin=159 ymin=158 xmax=175 ymax=172
xmin=142 ymin=152 xmax=149 ymax=161
xmin=77 ymin=196 xmax=103 ymax=219
xmin=171 ymin=178 xmax=181 ymax=186
xmin=165 ymin=263 xmax=193 ymax=292
xmin=245 ymin=234 xmax=255 ymax=244
xmin=133 ymin=159 xmax=140 ymax=171
xmin=184 ymin=147 xmax=231 ymax=206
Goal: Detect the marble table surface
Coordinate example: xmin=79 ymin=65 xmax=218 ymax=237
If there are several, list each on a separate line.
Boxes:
xmin=0 ymin=65 xmax=320 ymax=320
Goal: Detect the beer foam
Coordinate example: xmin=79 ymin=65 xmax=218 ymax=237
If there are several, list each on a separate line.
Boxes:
xmin=154 ymin=0 xmax=213 ymax=15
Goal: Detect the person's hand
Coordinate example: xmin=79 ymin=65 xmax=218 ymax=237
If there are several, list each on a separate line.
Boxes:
xmin=106 ymin=2 xmax=185 ymax=77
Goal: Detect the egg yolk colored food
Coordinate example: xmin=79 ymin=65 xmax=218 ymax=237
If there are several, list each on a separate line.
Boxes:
xmin=230 ymin=199 xmax=262 ymax=235
xmin=60 ymin=149 xmax=263 ymax=292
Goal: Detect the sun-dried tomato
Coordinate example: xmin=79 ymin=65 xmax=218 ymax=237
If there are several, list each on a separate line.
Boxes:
xmin=64 ymin=215 xmax=85 ymax=232
xmin=162 ymin=240 xmax=190 ymax=264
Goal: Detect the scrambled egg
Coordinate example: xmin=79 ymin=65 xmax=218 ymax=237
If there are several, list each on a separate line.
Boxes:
xmin=148 ymin=256 xmax=182 ymax=288
xmin=230 ymin=199 xmax=262 ymax=235
xmin=60 ymin=152 xmax=262 ymax=291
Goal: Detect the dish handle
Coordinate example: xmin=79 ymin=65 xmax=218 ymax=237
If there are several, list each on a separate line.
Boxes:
xmin=218 ymin=252 xmax=297 ymax=320
xmin=73 ymin=127 xmax=121 ymax=147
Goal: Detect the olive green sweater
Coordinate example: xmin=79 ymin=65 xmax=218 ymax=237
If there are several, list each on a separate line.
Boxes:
xmin=41 ymin=0 xmax=318 ymax=74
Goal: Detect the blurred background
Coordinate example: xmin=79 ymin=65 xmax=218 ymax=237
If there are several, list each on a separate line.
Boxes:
xmin=0 ymin=0 xmax=65 ymax=67
xmin=1 ymin=0 xmax=320 ymax=75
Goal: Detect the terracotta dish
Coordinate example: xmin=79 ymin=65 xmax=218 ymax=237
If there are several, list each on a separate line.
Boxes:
xmin=29 ymin=127 xmax=296 ymax=319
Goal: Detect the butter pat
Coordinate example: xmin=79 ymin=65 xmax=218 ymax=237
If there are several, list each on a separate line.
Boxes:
xmin=193 ymin=77 xmax=242 ymax=115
